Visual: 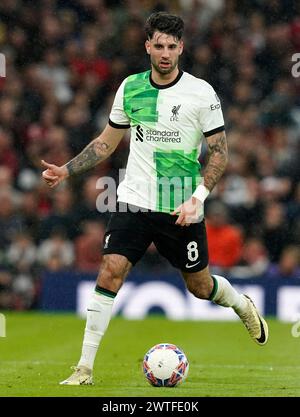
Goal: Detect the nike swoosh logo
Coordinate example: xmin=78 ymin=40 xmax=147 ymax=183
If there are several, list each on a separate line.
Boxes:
xmin=185 ymin=261 xmax=201 ymax=269
xmin=256 ymin=317 xmax=266 ymax=344
xmin=132 ymin=108 xmax=143 ymax=113
xmin=244 ymin=295 xmax=267 ymax=344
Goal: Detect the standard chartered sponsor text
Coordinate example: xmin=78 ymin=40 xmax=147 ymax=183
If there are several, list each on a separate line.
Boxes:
xmin=145 ymin=128 xmax=181 ymax=143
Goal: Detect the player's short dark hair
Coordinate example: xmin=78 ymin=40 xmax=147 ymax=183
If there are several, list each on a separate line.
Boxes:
xmin=145 ymin=12 xmax=184 ymax=40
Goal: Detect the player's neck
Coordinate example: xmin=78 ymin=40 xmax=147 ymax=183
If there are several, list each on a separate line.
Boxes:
xmin=150 ymin=66 xmax=179 ymax=86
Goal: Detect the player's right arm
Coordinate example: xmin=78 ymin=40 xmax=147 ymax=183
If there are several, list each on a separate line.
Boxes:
xmin=42 ymin=124 xmax=126 ymax=188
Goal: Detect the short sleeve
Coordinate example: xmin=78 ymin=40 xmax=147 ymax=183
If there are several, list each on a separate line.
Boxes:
xmin=199 ymin=87 xmax=225 ymax=137
xmin=109 ymin=79 xmax=131 ymax=129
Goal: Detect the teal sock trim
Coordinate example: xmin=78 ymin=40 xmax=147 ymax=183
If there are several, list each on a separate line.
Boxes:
xmin=208 ymin=275 xmax=218 ymax=301
xmin=95 ymin=285 xmax=117 ymax=299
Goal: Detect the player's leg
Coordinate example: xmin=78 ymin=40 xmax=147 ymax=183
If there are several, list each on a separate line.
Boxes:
xmin=182 ymin=265 xmax=247 ymax=308
xmin=153 ymin=215 xmax=268 ymax=345
xmin=182 ymin=267 xmax=268 ymax=345
xmin=60 ymin=210 xmax=153 ymax=385
xmin=60 ymin=254 xmax=132 ymax=385
xmin=78 ymin=254 xmax=132 ymax=368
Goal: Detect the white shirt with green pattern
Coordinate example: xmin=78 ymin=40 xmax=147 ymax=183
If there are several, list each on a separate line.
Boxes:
xmin=109 ymin=70 xmax=224 ymax=216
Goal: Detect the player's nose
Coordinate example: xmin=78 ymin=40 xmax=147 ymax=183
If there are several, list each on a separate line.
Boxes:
xmin=161 ymin=47 xmax=170 ymax=59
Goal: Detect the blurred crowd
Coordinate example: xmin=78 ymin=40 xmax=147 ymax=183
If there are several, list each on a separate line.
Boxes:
xmin=0 ymin=0 xmax=300 ymax=310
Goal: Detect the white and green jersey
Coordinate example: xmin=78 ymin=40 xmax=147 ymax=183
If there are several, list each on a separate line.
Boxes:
xmin=109 ymin=69 xmax=224 ymax=215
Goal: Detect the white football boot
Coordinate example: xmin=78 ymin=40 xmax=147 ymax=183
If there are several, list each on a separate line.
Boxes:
xmin=59 ymin=365 xmax=93 ymax=385
xmin=237 ymin=295 xmax=269 ymax=345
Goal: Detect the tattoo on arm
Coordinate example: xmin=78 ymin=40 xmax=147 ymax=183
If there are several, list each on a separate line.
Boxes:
xmin=204 ymin=132 xmax=228 ymax=192
xmin=66 ymin=140 xmax=111 ymax=176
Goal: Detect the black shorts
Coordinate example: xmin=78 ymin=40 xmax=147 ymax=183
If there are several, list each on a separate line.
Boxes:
xmin=102 ymin=207 xmax=208 ymax=273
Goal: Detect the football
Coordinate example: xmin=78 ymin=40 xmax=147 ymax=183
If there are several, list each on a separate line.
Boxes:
xmin=142 ymin=343 xmax=189 ymax=387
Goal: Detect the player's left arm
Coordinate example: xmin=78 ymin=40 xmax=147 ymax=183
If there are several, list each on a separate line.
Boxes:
xmin=203 ymin=130 xmax=228 ymax=192
xmin=173 ymin=85 xmax=227 ymax=226
xmin=172 ymin=130 xmax=228 ymax=226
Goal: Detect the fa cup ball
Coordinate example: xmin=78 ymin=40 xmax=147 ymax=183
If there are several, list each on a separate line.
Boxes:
xmin=142 ymin=343 xmax=189 ymax=387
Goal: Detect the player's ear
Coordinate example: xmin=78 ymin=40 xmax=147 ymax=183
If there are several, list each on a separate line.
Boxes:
xmin=145 ymin=40 xmax=151 ymax=54
xmin=178 ymin=40 xmax=184 ymax=55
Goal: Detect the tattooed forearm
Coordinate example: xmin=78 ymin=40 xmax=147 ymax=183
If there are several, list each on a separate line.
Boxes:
xmin=204 ymin=131 xmax=228 ymax=191
xmin=66 ymin=139 xmax=112 ymax=176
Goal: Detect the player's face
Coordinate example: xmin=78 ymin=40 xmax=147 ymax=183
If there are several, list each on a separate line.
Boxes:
xmin=145 ymin=32 xmax=183 ymax=75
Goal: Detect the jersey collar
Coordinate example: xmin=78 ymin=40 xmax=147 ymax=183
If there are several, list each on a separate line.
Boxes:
xmin=149 ymin=69 xmax=183 ymax=89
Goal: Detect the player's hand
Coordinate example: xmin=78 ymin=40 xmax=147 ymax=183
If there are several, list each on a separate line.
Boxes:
xmin=171 ymin=196 xmax=202 ymax=226
xmin=41 ymin=160 xmax=68 ymax=188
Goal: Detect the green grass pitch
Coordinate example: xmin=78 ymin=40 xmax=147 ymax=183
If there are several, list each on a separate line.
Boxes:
xmin=0 ymin=313 xmax=300 ymax=397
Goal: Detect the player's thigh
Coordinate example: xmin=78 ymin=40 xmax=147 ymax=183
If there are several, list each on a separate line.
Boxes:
xmin=153 ymin=219 xmax=209 ymax=273
xmin=102 ymin=210 xmax=153 ymax=267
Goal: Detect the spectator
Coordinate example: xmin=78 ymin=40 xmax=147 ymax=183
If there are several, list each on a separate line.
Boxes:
xmin=0 ymin=165 xmax=16 ymax=194
xmin=261 ymin=201 xmax=290 ymax=262
xmin=62 ymin=103 xmax=95 ymax=155
xmin=37 ymin=48 xmax=72 ymax=104
xmin=12 ymin=272 xmax=36 ymax=310
xmin=265 ymin=246 xmax=300 ymax=279
xmin=73 ymin=175 xmax=110 ymax=226
xmin=7 ymin=231 xmax=38 ymax=310
xmin=43 ymin=126 xmax=72 ymax=167
xmin=37 ymin=228 xmax=74 ymax=271
xmin=230 ymin=237 xmax=269 ymax=278
xmin=24 ymin=103 xmax=60 ymax=161
xmin=6 ymin=231 xmax=37 ymax=272
xmin=0 ymin=127 xmax=19 ymax=177
xmin=0 ymin=270 xmax=13 ymax=309
xmin=259 ymin=78 xmax=295 ymax=128
xmin=287 ymin=183 xmax=300 ymax=245
xmin=39 ymin=185 xmax=78 ymax=241
xmin=206 ymin=200 xmax=243 ymax=270
xmin=69 ymin=36 xmax=111 ymax=87
xmin=17 ymin=191 xmax=40 ymax=242
xmin=0 ymin=189 xmax=24 ymax=250
xmin=74 ymin=221 xmax=105 ymax=273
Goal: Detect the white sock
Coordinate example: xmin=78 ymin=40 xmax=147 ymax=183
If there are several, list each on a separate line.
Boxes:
xmin=78 ymin=291 xmax=115 ymax=370
xmin=210 ymin=275 xmax=247 ymax=315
